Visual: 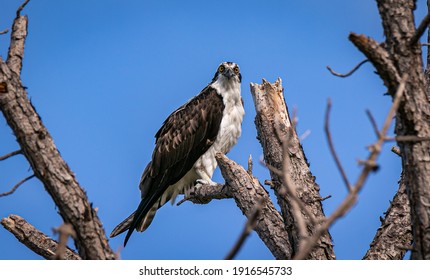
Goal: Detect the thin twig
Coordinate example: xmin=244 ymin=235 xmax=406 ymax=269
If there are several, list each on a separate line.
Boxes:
xmin=410 ymin=12 xmax=430 ymax=46
xmin=0 ymin=174 xmax=35 ymax=197
xmin=385 ymin=135 xmax=430 ymax=142
xmin=247 ymin=154 xmax=253 ymax=175
xmin=294 ymin=74 xmax=408 ymax=260
xmin=265 ymin=162 xmax=318 ymax=226
xmin=52 ymin=223 xmax=76 ymax=260
xmin=391 ymin=146 xmax=401 ymax=156
xmin=324 ymin=98 xmax=353 ymax=192
xmin=365 ymin=109 xmax=381 ymax=139
xmin=326 ymin=59 xmax=369 ymax=78
xmin=224 ymin=199 xmax=263 ymax=260
xmin=0 ymin=149 xmax=22 ymax=161
xmin=0 ymin=28 xmax=9 ymax=35
xmin=16 ymin=0 xmax=30 ymax=17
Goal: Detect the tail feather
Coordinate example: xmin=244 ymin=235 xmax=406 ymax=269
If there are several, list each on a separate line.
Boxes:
xmin=110 ymin=203 xmax=159 ymax=244
xmin=110 ymin=212 xmax=135 ymax=238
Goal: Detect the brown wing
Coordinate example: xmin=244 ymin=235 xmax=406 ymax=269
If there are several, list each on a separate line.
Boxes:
xmin=123 ymin=86 xmax=224 ymax=246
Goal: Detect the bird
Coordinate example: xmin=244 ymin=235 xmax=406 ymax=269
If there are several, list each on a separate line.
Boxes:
xmin=110 ymin=62 xmax=245 ymax=246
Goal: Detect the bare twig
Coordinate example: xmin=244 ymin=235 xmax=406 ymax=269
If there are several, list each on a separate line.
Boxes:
xmin=16 ymin=0 xmax=30 ymax=17
xmin=224 ymin=198 xmax=263 ymax=260
xmin=0 ymin=149 xmax=21 ymax=161
xmin=324 ymin=98 xmax=352 ymax=192
xmin=247 ymin=154 xmax=253 ymax=175
xmin=386 ymin=135 xmax=430 ymax=142
xmin=410 ymin=12 xmax=430 ymax=46
xmin=365 ymin=109 xmax=381 ymax=139
xmin=326 ymin=59 xmax=369 ymax=78
xmin=294 ymin=74 xmax=408 ymax=260
xmin=52 ymin=223 xmax=76 ymax=260
xmin=391 ymin=146 xmax=401 ymax=156
xmin=0 ymin=174 xmax=35 ymax=197
xmin=0 ymin=28 xmax=9 ymax=35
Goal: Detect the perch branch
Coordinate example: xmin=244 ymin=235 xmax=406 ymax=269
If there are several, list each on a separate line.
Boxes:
xmin=216 ymin=153 xmax=293 ymax=260
xmin=0 ymin=29 xmax=9 ymax=35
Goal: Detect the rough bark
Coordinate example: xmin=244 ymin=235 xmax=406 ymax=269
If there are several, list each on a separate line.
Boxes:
xmin=351 ymin=0 xmax=430 ymax=259
xmin=1 ymin=215 xmax=81 ymax=260
xmin=215 ymin=153 xmax=293 ymax=259
xmin=250 ymin=79 xmax=335 ymax=260
xmin=0 ymin=6 xmax=115 ymax=260
xmin=363 ymin=174 xmax=413 ymax=259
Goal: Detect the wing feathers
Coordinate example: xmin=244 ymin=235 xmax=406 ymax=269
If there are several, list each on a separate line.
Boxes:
xmin=123 ymin=86 xmax=225 ymax=246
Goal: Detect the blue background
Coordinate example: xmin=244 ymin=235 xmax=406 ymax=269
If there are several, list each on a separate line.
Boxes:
xmin=0 ymin=0 xmax=425 ymax=259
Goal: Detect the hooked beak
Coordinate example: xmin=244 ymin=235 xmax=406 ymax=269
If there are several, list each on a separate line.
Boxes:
xmin=222 ymin=68 xmax=234 ymax=79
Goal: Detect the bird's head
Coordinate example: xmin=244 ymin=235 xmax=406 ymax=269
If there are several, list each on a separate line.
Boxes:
xmin=211 ymin=62 xmax=241 ymax=84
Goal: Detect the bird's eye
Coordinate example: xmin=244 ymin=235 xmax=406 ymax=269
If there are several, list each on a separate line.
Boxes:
xmin=233 ymin=66 xmax=239 ymax=74
xmin=219 ymin=65 xmax=225 ymax=73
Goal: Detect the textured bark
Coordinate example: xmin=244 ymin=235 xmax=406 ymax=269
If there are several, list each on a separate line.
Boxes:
xmin=215 ymin=153 xmax=293 ymax=260
xmin=250 ymin=79 xmax=335 ymax=260
xmin=0 ymin=8 xmax=115 ymax=260
xmin=363 ymin=174 xmax=413 ymax=259
xmin=350 ymin=0 xmax=430 ymax=259
xmin=1 ymin=215 xmax=81 ymax=260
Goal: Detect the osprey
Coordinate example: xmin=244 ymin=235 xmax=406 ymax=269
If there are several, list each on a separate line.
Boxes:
xmin=110 ymin=62 xmax=244 ymax=246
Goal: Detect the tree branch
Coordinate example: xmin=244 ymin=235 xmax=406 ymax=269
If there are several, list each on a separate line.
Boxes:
xmin=250 ymin=78 xmax=335 ymax=259
xmin=349 ymin=33 xmax=401 ymax=94
xmin=326 ymin=59 xmax=368 ymax=78
xmin=0 ymin=3 xmax=115 ymax=259
xmin=177 ymin=183 xmax=232 ymax=206
xmin=0 ymin=149 xmax=21 ymax=161
xmin=1 ymin=215 xmax=80 ymax=260
xmin=363 ymin=173 xmax=413 ymax=259
xmin=0 ymin=174 xmax=35 ymax=197
xmin=224 ymin=198 xmax=263 ymax=260
xmin=7 ymin=1 xmax=29 ymax=76
xmin=294 ymin=73 xmax=408 ymax=260
xmin=410 ymin=12 xmax=430 ymax=46
xmin=325 ymin=98 xmax=352 ymax=192
xmin=215 ymin=153 xmax=293 ymax=260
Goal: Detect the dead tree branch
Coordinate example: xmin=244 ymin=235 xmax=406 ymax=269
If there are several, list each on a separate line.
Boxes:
xmin=0 ymin=174 xmax=35 ymax=197
xmin=224 ymin=198 xmax=263 ymax=260
xmin=0 ymin=149 xmax=21 ymax=161
xmin=250 ymin=78 xmax=335 ymax=259
xmin=177 ymin=183 xmax=232 ymax=206
xmin=363 ymin=173 xmax=413 ymax=259
xmin=215 ymin=153 xmax=292 ymax=260
xmin=0 ymin=29 xmax=9 ymax=35
xmin=410 ymin=12 xmax=430 ymax=47
xmin=52 ymin=223 xmax=77 ymax=260
xmin=326 ymin=59 xmax=369 ymax=78
xmin=0 ymin=1 xmax=115 ymax=259
xmin=294 ymin=73 xmax=408 ymax=260
xmin=1 ymin=215 xmax=80 ymax=260
xmin=325 ymin=98 xmax=352 ymax=192
xmin=355 ymin=0 xmax=430 ymax=259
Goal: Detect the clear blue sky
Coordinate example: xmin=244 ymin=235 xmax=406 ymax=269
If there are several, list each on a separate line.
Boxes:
xmin=0 ymin=0 xmax=426 ymax=260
